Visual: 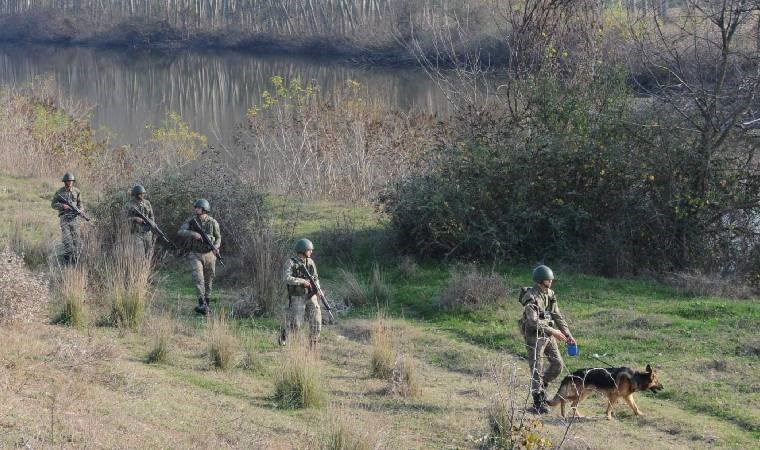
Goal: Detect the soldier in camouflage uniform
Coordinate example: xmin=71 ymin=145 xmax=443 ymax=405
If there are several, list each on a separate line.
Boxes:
xmin=51 ymin=172 xmax=84 ymax=265
xmin=125 ymin=185 xmax=154 ymax=255
xmin=281 ymin=238 xmax=322 ymax=348
xmin=518 ymin=265 xmax=576 ymax=414
xmin=177 ymin=199 xmax=221 ymax=315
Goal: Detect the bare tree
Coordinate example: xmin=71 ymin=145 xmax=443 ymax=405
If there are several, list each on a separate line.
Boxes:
xmin=629 ymin=0 xmax=760 ymax=269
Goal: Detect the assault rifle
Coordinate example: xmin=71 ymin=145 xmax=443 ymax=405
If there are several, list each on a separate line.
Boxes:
xmin=292 ymin=257 xmax=335 ymax=323
xmin=130 ymin=206 xmax=176 ymax=248
xmin=56 ymin=193 xmax=91 ymax=221
xmin=190 ymin=217 xmax=224 ymax=265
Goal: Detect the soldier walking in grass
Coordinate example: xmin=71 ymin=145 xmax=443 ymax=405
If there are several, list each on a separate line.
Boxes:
xmin=177 ymin=199 xmax=221 ymax=316
xmin=51 ymin=172 xmax=84 ymax=265
xmin=280 ymin=238 xmax=322 ymax=348
xmin=518 ymin=265 xmax=576 ymax=414
xmin=125 ymin=184 xmax=154 ymax=256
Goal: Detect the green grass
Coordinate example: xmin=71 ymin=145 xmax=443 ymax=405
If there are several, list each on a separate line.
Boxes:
xmin=3 ymin=174 xmax=758 ymax=446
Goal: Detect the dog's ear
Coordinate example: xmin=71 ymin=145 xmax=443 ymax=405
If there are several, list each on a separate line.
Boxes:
xmin=646 ymin=364 xmax=652 ymax=373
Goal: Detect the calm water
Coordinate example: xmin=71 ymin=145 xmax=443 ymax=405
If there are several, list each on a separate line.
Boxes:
xmin=0 ymin=44 xmax=448 ymax=148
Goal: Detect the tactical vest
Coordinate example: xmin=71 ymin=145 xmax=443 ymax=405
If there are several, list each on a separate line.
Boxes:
xmin=287 ymin=257 xmax=315 ymax=297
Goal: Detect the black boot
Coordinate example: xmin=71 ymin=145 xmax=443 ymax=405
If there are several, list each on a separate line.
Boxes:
xmin=532 ymin=392 xmax=550 ymax=414
xmin=194 ymin=297 xmax=208 ymax=315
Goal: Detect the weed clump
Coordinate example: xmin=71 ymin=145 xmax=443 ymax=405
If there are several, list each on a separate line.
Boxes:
xmin=273 ymin=335 xmax=326 ymax=408
xmin=145 ymin=315 xmax=174 ymax=364
xmin=388 ymin=355 xmax=422 ymax=398
xmin=486 ymin=363 xmax=553 ymax=449
xmin=370 ymin=316 xmax=395 ymax=379
xmin=368 ymin=264 xmax=391 ymax=307
xmin=321 ymin=409 xmax=385 ymax=450
xmin=339 ymin=269 xmax=368 ymax=307
xmin=438 ymin=266 xmax=507 ymax=312
xmin=52 ymin=265 xmax=88 ymax=327
xmin=107 ymin=240 xmax=153 ymax=329
xmin=206 ymin=314 xmax=238 ymax=370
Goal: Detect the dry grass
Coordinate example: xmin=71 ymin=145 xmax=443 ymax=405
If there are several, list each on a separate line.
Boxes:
xmin=205 ymin=314 xmax=238 ymax=370
xmin=368 ymin=264 xmax=391 ymax=308
xmin=273 ymin=334 xmax=326 ymax=408
xmin=397 ymin=256 xmax=419 ymax=279
xmin=369 ymin=315 xmax=395 ymax=379
xmin=388 ymin=355 xmax=422 ymax=399
xmin=320 ymin=408 xmax=386 ymax=450
xmin=663 ymin=271 xmax=756 ymax=299
xmin=338 ymin=269 xmax=369 ymax=307
xmin=485 ymin=363 xmax=554 ymax=449
xmin=0 ymin=246 xmax=49 ymax=324
xmin=438 ymin=265 xmax=508 ymax=311
xmin=145 ymin=314 xmax=174 ymax=364
xmin=105 ymin=238 xmax=154 ymax=329
xmin=233 ymin=224 xmax=290 ymax=317
xmin=52 ymin=264 xmax=88 ymax=328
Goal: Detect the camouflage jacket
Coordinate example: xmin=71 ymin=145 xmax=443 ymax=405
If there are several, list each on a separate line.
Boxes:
xmin=284 ymin=255 xmax=320 ymax=297
xmin=177 ymin=215 xmax=221 ymax=254
xmin=519 ymin=284 xmax=571 ymax=338
xmin=51 ymin=186 xmax=82 ymax=220
xmin=126 ymin=199 xmax=154 ymax=234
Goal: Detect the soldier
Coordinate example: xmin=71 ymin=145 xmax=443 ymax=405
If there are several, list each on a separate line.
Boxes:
xmin=177 ymin=199 xmax=221 ymax=315
xmin=518 ymin=265 xmax=576 ymax=414
xmin=125 ymin=184 xmax=154 ymax=255
xmin=51 ymin=172 xmax=84 ymax=265
xmin=281 ymin=238 xmax=322 ymax=348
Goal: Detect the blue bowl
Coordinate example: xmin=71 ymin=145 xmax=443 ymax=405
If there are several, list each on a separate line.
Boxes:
xmin=567 ymin=343 xmax=578 ymax=357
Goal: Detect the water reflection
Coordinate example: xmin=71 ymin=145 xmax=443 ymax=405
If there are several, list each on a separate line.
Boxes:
xmin=0 ymin=44 xmax=449 ymax=147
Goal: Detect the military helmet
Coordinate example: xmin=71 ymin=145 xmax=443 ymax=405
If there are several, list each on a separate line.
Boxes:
xmin=294 ymin=238 xmax=314 ymax=253
xmin=61 ymin=172 xmax=76 ymax=182
xmin=194 ymin=199 xmax=211 ymax=212
xmin=131 ymin=184 xmax=147 ymax=196
xmin=532 ymin=265 xmax=555 ymax=283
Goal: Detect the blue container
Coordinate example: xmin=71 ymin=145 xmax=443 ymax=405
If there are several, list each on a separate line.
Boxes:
xmin=567 ymin=343 xmax=579 ymax=357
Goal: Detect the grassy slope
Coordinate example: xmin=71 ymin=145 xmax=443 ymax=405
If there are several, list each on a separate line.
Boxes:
xmin=1 ymin=173 xmax=758 ymax=448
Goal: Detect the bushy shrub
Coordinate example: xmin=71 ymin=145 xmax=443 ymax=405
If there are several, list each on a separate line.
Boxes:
xmin=438 ymin=266 xmax=507 ymax=312
xmin=383 ymin=66 xmax=760 ymax=278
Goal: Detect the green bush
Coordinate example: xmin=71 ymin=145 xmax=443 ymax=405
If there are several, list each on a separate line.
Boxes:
xmin=382 ymin=66 xmax=760 ymax=278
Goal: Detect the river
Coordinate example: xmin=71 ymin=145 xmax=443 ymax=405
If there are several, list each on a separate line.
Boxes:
xmin=0 ymin=44 xmax=448 ymax=149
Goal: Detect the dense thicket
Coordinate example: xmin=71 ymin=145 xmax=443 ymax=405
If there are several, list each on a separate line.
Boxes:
xmin=383 ymin=2 xmax=760 ymax=279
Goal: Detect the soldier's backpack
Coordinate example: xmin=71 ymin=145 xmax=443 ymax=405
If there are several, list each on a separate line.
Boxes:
xmin=518 ymin=286 xmax=532 ymax=306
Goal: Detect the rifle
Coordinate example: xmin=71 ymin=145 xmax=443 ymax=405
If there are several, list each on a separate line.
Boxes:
xmin=190 ymin=217 xmax=224 ymax=265
xmin=130 ymin=206 xmax=176 ymax=248
xmin=292 ymin=257 xmax=335 ymax=323
xmin=56 ymin=193 xmax=91 ymax=221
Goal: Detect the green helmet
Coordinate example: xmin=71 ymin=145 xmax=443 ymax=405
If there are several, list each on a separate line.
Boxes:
xmin=62 ymin=172 xmax=76 ymax=182
xmin=131 ymin=184 xmax=146 ymax=196
xmin=294 ymin=238 xmax=314 ymax=253
xmin=532 ymin=265 xmax=554 ymax=283
xmin=194 ymin=199 xmax=210 ymax=212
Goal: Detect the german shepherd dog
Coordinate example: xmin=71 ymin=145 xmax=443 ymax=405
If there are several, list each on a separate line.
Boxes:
xmin=547 ymin=364 xmax=663 ymax=419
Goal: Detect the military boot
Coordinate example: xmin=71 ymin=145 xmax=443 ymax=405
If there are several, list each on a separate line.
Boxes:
xmin=532 ymin=392 xmax=550 ymax=414
xmin=194 ymin=297 xmax=208 ymax=315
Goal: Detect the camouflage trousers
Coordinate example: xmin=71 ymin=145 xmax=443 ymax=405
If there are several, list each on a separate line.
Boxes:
xmin=524 ymin=334 xmax=564 ymax=393
xmin=286 ymin=294 xmax=322 ymax=343
xmin=131 ymin=231 xmax=154 ymax=256
xmin=59 ymin=216 xmax=81 ymax=262
xmin=188 ymin=251 xmax=216 ymax=299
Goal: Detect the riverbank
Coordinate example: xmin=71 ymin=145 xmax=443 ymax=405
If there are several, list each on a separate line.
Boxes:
xmin=0 ymin=10 xmax=505 ymax=67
